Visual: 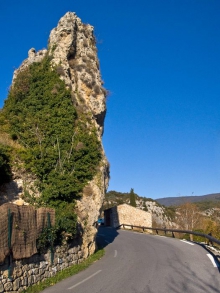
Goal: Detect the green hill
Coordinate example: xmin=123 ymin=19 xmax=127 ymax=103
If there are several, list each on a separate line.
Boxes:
xmin=156 ymin=193 xmax=220 ymax=208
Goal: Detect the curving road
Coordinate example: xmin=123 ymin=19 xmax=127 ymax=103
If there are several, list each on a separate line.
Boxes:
xmin=42 ymin=227 xmax=220 ymax=293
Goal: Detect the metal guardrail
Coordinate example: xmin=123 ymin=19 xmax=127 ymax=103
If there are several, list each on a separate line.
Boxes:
xmin=118 ymin=224 xmax=220 ymax=246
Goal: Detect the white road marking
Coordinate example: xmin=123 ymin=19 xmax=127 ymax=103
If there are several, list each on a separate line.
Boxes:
xmin=180 ymin=240 xmax=194 ymax=245
xmin=68 ymin=270 xmax=102 ymax=289
xmin=114 ymin=250 xmax=117 ymax=257
xmin=207 ymin=254 xmax=218 ymax=268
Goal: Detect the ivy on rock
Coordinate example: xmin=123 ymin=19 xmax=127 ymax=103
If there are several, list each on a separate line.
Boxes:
xmin=2 ymin=55 xmax=102 ymax=240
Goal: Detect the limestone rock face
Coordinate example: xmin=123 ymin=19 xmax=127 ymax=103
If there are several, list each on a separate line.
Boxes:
xmin=49 ymin=12 xmax=107 ymax=135
xmin=13 ymin=48 xmax=47 ymax=81
xmin=0 ymin=161 xmax=40 ymax=206
xmin=47 ymin=12 xmax=109 ymax=257
xmin=5 ymin=12 xmax=109 ymax=258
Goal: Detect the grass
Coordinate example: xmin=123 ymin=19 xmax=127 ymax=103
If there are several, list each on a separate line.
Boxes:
xmin=21 ymin=248 xmax=104 ymax=293
xmin=0 ymin=132 xmax=23 ymax=149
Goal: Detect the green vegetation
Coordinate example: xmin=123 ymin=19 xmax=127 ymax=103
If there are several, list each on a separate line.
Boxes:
xmin=0 ymin=144 xmax=12 ymax=185
xmin=163 ymin=206 xmax=176 ymax=221
xmin=129 ymin=188 xmax=136 ymax=207
xmin=105 ymin=190 xmax=163 ymax=208
xmin=21 ymin=248 xmax=104 ymax=293
xmin=103 ymin=190 xmax=131 ymax=209
xmin=104 ymin=190 xmax=181 ymax=223
xmin=194 ymin=200 xmax=220 ymax=211
xmin=0 ymin=54 xmax=102 ymax=243
xmin=173 ymin=202 xmax=220 ymax=241
xmin=105 ymin=190 xmax=220 ymax=242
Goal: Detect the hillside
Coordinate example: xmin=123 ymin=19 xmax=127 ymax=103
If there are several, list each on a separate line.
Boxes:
xmin=103 ymin=190 xmax=176 ymax=227
xmin=156 ymin=193 xmax=220 ymax=207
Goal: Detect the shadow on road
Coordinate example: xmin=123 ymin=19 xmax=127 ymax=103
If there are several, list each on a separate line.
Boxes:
xmin=196 ymin=243 xmax=220 ymax=273
xmin=167 ymin=253 xmax=220 ymax=293
xmin=96 ymin=226 xmax=119 ymax=249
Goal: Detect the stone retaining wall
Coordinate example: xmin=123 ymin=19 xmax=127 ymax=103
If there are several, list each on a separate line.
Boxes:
xmin=105 ymin=204 xmax=152 ymax=229
xmin=0 ymin=242 xmax=84 ymax=292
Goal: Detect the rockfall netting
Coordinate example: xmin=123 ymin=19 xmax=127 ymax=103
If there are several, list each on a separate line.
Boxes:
xmin=0 ymin=203 xmax=55 ymax=263
xmin=37 ymin=207 xmax=55 ymax=235
xmin=0 ymin=204 xmax=9 ymax=263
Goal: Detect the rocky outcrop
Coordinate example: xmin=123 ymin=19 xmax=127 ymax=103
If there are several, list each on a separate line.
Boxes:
xmin=142 ymin=200 xmax=173 ymax=227
xmin=12 ymin=48 xmax=47 ymax=82
xmin=13 ymin=12 xmax=106 ymax=136
xmin=46 ymin=12 xmax=109 ymax=258
xmin=104 ymin=195 xmax=174 ymax=228
xmin=2 ymin=12 xmax=109 ymax=258
xmin=0 ymin=161 xmax=40 ymax=206
xmin=48 ymin=12 xmax=107 ymax=135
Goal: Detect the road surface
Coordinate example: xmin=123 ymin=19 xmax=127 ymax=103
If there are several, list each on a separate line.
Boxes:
xmin=41 ymin=226 xmax=220 ymax=293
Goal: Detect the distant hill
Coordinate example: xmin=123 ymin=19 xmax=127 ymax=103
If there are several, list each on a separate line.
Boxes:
xmin=156 ymin=193 xmax=220 ymax=207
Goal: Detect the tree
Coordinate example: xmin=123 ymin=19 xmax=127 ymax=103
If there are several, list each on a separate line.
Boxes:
xmin=129 ymin=188 xmax=136 ymax=207
xmin=176 ymin=202 xmax=201 ymax=230
xmin=176 ymin=202 xmax=201 ymax=240
xmin=0 ymin=145 xmax=12 ymax=185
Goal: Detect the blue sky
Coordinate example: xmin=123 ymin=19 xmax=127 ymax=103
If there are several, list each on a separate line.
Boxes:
xmin=1 ymin=1 xmax=220 ymax=199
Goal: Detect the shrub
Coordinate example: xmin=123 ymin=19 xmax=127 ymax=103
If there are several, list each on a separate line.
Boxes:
xmin=83 ymin=185 xmax=93 ymax=197
xmin=84 ymin=78 xmax=96 ymax=89
xmin=85 ymin=66 xmax=96 ymax=79
xmin=75 ymin=64 xmax=86 ymax=72
xmin=0 ymin=144 xmax=12 ymax=185
xmin=2 ymin=54 xmax=102 ymax=241
xmin=101 ymin=87 xmax=110 ymax=97
xmin=56 ymin=66 xmax=65 ymax=76
xmin=37 ymin=226 xmax=57 ymax=254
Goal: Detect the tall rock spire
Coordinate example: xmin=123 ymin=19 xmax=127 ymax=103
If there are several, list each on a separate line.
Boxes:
xmin=6 ymin=12 xmax=110 ymax=258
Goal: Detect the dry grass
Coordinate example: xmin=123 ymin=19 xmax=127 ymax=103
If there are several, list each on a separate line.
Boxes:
xmin=83 ymin=185 xmax=93 ymax=197
xmin=0 ymin=132 xmax=23 ymax=149
xmin=56 ymin=66 xmax=65 ymax=76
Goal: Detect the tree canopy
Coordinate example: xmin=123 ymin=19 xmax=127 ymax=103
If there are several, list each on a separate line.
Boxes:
xmin=129 ymin=188 xmax=137 ymax=207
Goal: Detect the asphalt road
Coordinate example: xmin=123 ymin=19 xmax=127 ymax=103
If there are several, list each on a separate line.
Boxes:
xmin=41 ymin=227 xmax=220 ymax=293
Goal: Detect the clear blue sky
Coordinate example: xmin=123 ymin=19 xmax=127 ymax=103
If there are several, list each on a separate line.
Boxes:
xmin=1 ymin=0 xmax=220 ymax=199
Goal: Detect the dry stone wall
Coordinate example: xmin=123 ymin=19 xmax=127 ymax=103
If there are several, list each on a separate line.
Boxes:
xmin=0 ymin=243 xmax=83 ymax=293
